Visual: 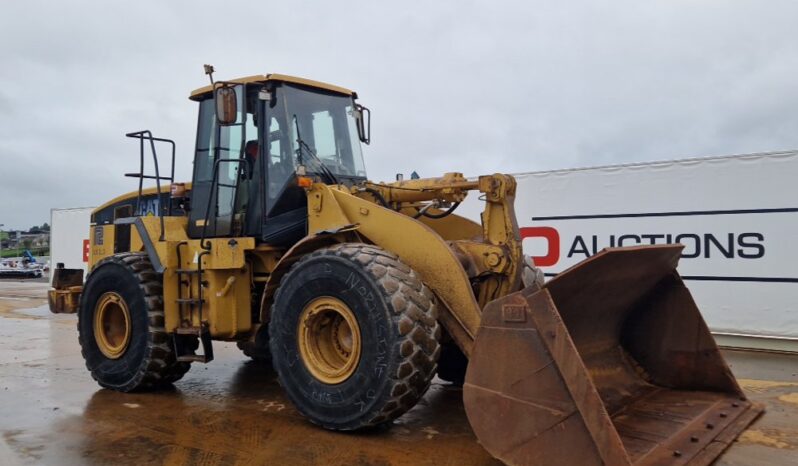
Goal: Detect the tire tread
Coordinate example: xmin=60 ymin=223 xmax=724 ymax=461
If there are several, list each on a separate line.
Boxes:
xmin=78 ymin=252 xmax=189 ymax=391
xmin=274 ymin=243 xmax=440 ymax=429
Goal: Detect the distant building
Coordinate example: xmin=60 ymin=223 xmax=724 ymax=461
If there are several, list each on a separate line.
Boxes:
xmin=1 ymin=230 xmax=49 ymax=251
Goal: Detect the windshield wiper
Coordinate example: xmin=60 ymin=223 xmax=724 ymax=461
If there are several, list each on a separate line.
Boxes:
xmin=293 ymin=115 xmax=339 ymax=185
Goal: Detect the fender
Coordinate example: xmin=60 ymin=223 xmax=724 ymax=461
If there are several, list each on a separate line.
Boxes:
xmin=114 ymin=217 xmax=165 ymax=272
xmin=258 ymin=225 xmax=360 ymax=324
xmin=307 ymin=184 xmax=483 ymax=355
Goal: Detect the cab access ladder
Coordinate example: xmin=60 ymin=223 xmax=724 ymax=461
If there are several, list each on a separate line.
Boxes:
xmin=173 ymin=241 xmax=214 ymax=363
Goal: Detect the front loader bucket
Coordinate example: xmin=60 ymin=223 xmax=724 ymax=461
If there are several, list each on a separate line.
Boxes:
xmin=463 ymin=245 xmax=763 ymax=466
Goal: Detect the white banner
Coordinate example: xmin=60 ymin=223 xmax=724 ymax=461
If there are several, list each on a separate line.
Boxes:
xmin=461 ymin=151 xmax=798 ymax=343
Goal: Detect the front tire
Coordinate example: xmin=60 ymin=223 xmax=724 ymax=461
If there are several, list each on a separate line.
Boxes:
xmin=78 ymin=252 xmax=190 ymax=391
xmin=269 ymin=243 xmax=441 ymax=430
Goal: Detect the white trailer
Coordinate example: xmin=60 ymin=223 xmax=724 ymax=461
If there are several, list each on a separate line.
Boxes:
xmin=49 ymin=207 xmax=94 ymax=284
xmin=461 ymin=150 xmax=798 ymax=352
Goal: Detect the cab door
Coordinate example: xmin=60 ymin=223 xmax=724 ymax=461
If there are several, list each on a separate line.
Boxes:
xmin=188 ymin=85 xmax=257 ymax=239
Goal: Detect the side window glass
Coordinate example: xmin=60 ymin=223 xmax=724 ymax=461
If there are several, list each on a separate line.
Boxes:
xmin=311 ymin=111 xmax=336 ymax=159
xmin=269 ymin=117 xmax=281 ymax=165
xmin=242 ymin=114 xmax=258 ymax=178
xmin=215 ymin=124 xmax=241 ymax=218
xmin=195 ymin=100 xmax=216 ymax=182
xmin=266 ymin=114 xmax=293 ymax=205
xmin=219 ymin=125 xmax=242 ymax=182
xmin=214 ymin=90 xmax=245 ymax=219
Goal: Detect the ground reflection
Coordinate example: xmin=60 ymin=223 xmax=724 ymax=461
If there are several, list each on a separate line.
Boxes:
xmin=63 ymin=361 xmax=496 ymax=466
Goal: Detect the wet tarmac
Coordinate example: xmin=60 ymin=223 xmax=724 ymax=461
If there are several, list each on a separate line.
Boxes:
xmin=0 ymin=280 xmax=796 ymax=465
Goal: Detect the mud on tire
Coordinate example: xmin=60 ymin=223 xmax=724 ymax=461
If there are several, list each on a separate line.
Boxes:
xmin=269 ymin=243 xmax=441 ymax=430
xmin=78 ymin=252 xmax=190 ymax=391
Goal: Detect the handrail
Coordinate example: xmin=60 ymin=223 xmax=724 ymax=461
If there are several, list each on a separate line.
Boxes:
xmin=125 ymin=131 xmax=176 ymax=241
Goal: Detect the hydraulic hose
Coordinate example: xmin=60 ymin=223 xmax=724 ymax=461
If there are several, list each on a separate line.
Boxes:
xmin=414 ymin=202 xmax=461 ymax=219
xmin=363 ymin=187 xmax=390 ymax=208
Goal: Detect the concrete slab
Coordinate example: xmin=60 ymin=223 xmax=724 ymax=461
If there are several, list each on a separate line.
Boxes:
xmin=0 ymin=281 xmax=795 ymax=465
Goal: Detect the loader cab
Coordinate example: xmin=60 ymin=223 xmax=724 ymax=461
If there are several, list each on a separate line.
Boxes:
xmin=186 ymin=76 xmax=369 ymax=245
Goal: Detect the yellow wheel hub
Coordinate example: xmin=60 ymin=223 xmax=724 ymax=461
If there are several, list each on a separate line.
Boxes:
xmin=298 ymin=297 xmax=362 ymax=384
xmin=93 ymin=292 xmax=132 ymax=359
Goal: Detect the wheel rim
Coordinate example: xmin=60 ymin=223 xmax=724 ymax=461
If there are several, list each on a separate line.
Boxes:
xmin=298 ymin=296 xmax=361 ymax=384
xmin=93 ymin=291 xmax=132 ymax=359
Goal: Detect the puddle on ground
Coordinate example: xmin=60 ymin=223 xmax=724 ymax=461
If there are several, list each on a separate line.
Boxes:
xmin=0 ymin=298 xmax=49 ymax=320
xmin=739 ymin=429 xmax=795 ymax=450
xmin=737 ymin=378 xmax=798 ymax=393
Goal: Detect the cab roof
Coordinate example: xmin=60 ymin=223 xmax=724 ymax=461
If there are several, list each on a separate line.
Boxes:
xmin=189 ymin=73 xmax=355 ymax=101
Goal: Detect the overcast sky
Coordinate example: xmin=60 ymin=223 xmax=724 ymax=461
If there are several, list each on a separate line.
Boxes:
xmin=1 ymin=0 xmax=797 ymax=230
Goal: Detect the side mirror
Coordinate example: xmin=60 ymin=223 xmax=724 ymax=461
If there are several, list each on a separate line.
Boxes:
xmin=215 ymin=85 xmax=238 ymax=126
xmin=354 ymin=104 xmax=371 ymax=145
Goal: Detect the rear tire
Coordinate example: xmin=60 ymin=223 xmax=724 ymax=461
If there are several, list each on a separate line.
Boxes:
xmin=78 ymin=252 xmax=190 ymax=391
xmin=269 ymin=243 xmax=441 ymax=430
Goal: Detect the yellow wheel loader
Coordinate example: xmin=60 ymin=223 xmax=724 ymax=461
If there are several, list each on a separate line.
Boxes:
xmin=50 ymin=67 xmax=762 ymax=465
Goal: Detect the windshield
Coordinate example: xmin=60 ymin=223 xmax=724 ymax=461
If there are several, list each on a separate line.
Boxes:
xmin=276 ymin=84 xmax=367 ymax=178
